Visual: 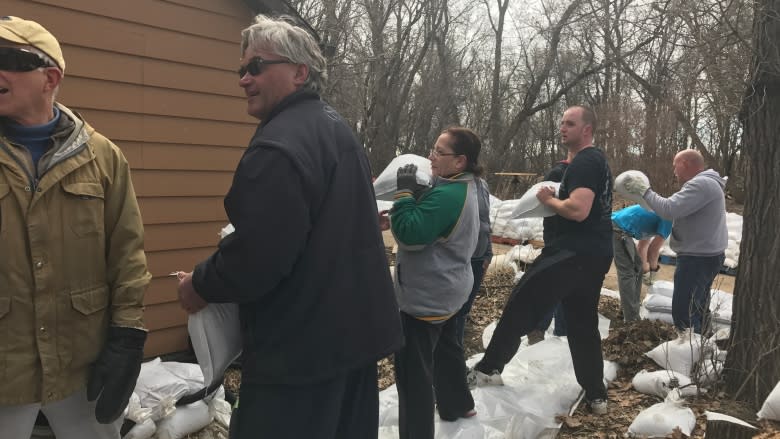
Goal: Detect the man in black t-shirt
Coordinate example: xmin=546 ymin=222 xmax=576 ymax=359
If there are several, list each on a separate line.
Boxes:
xmin=468 ymin=106 xmax=613 ymax=415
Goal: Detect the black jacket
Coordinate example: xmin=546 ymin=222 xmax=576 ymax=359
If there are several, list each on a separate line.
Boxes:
xmin=193 ymin=90 xmax=403 ymax=384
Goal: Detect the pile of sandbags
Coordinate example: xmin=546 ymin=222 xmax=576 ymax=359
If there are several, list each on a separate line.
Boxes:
xmin=641 ymin=281 xmax=733 ymax=330
xmin=122 ymin=360 xmax=231 ymax=439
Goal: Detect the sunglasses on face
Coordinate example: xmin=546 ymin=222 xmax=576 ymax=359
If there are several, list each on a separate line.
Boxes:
xmin=237 ymin=57 xmax=292 ymax=78
xmin=0 ymin=47 xmax=52 ymax=72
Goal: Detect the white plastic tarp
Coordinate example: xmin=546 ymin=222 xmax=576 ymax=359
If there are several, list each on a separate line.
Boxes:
xmin=379 ymin=312 xmax=617 ymax=439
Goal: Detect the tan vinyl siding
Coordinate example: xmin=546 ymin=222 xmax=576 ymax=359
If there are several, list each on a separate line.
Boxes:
xmin=3 ymin=0 xmax=256 ymax=357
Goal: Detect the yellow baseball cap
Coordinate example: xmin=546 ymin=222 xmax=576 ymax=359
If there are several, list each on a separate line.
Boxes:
xmin=0 ymin=16 xmax=65 ymax=71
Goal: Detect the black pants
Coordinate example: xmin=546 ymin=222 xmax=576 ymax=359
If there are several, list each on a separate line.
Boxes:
xmin=395 ymin=312 xmax=475 ymax=439
xmin=229 ymin=362 xmax=379 ymax=439
xmin=476 ymin=248 xmax=612 ymax=401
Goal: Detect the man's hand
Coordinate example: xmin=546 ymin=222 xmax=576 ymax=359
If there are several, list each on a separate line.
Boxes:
xmin=624 ymin=176 xmax=650 ymax=197
xmin=87 ymin=326 xmax=147 ymax=424
xmin=396 ymin=164 xmax=418 ymax=194
xmin=536 ymin=185 xmax=556 ymax=204
xmin=177 ymin=271 xmax=208 ymax=314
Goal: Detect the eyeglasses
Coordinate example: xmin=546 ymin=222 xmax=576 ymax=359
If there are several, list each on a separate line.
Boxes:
xmin=430 ymin=148 xmax=461 ymax=157
xmin=0 ymin=47 xmax=52 ymax=72
xmin=238 ymin=57 xmax=292 ymax=78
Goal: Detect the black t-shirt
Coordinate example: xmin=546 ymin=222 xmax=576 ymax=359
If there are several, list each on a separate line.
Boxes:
xmin=548 ymin=147 xmax=613 ymax=256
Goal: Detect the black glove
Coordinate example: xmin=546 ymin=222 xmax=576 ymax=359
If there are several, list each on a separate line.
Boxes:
xmin=396 ymin=164 xmax=418 ymax=194
xmin=87 ymin=326 xmax=147 ymax=424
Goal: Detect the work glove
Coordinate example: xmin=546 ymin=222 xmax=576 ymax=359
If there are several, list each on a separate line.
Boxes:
xmin=396 ymin=164 xmax=419 ymax=195
xmin=88 ymin=326 xmax=147 ymax=424
xmin=624 ymin=175 xmax=650 ymax=197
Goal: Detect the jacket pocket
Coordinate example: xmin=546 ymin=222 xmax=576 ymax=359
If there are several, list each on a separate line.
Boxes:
xmin=0 ymin=184 xmax=9 ymax=235
xmin=62 ymin=286 xmax=110 ymax=370
xmin=71 ymin=285 xmax=109 ymax=315
xmin=61 ymin=182 xmax=105 ymax=237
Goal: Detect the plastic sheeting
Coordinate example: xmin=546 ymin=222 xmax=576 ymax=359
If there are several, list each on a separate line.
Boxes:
xmin=379 ymin=310 xmax=618 ymax=439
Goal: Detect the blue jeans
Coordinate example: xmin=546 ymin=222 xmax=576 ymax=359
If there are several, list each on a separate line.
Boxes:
xmin=454 ymin=259 xmax=488 ymax=347
xmin=535 ymin=303 xmax=567 ymax=336
xmin=672 ymin=254 xmax=724 ymax=334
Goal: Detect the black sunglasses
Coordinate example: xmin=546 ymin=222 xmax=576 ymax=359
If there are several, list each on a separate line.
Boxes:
xmin=237 ymin=57 xmax=292 ymax=78
xmin=0 ymin=47 xmax=52 ymax=72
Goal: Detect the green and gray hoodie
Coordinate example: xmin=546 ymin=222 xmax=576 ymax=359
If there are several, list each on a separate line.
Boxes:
xmin=390 ymin=172 xmax=479 ymax=322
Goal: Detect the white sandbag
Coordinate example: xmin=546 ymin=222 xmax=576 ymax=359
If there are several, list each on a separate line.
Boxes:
xmin=125 ymin=392 xmax=152 ymax=424
xmin=373 ymin=154 xmax=432 ymax=200
xmin=628 ymin=389 xmax=696 ymax=437
xmin=614 ymin=170 xmax=653 ymax=211
xmin=648 ymin=280 xmax=674 ymax=298
xmin=645 ymin=330 xmax=703 ymax=376
xmin=160 ymin=361 xmax=205 ymax=393
xmin=186 ymin=224 xmax=244 ymax=391
xmin=219 ymin=223 xmax=234 ymax=237
xmin=210 ymin=395 xmax=233 ymax=429
xmin=643 ymin=293 xmax=673 ymax=313
xmin=510 ymin=181 xmax=559 ymax=218
xmin=122 ymin=418 xmax=156 ymax=439
xmin=697 ymin=360 xmax=723 ymax=386
xmin=709 ymin=289 xmax=733 ymax=325
xmin=631 ymin=369 xmax=697 ymax=398
xmin=188 ymin=303 xmax=242 ymax=389
xmin=155 ymin=401 xmax=213 ymax=439
xmin=135 ymin=358 xmax=190 ymax=421
xmin=757 ymin=380 xmax=780 ymax=421
xmin=486 ymin=254 xmax=517 ymax=275
xmin=516 ymin=244 xmax=542 ymax=264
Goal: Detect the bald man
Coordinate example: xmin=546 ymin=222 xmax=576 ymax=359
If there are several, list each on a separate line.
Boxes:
xmin=625 ymin=149 xmax=727 ymax=334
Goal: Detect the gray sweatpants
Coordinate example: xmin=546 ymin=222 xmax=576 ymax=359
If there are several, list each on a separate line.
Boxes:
xmin=0 ymin=389 xmax=121 ymax=439
xmin=613 ymin=231 xmax=643 ymax=321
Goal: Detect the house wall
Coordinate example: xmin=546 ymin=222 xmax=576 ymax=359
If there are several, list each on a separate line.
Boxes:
xmin=2 ymin=0 xmax=258 ymax=357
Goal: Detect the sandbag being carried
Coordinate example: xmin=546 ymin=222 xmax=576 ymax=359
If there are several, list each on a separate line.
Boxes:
xmin=614 ymin=170 xmax=652 ymax=211
xmin=510 ymin=181 xmax=560 ymax=218
xmin=373 ymin=154 xmax=432 ymax=200
xmin=188 ymin=303 xmax=242 ymax=391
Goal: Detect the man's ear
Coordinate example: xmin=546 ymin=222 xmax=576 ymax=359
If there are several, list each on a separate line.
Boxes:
xmin=293 ymin=63 xmax=309 ymax=87
xmin=42 ymin=67 xmax=63 ymax=93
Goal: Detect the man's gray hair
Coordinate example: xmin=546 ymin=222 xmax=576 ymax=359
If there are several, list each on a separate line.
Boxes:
xmin=240 ymin=14 xmax=327 ymax=93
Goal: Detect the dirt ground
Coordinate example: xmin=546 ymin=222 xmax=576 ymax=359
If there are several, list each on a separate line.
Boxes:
xmin=377 ymin=229 xmax=780 ymax=438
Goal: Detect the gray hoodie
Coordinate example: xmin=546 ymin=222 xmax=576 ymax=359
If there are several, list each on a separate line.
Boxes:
xmin=643 ymin=169 xmax=728 ymax=256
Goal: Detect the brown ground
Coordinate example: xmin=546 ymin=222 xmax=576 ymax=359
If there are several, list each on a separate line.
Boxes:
xmin=376 ymin=225 xmax=780 ymax=438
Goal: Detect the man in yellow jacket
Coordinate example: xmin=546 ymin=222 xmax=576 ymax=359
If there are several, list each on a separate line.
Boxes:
xmin=0 ymin=16 xmax=151 ymax=438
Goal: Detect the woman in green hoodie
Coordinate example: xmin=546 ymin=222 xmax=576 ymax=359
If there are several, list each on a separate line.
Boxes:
xmin=390 ymin=127 xmax=483 ymax=439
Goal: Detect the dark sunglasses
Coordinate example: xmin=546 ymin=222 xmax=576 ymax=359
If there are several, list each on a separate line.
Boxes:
xmin=0 ymin=47 xmax=52 ymax=72
xmin=237 ymin=57 xmax=292 ymax=78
